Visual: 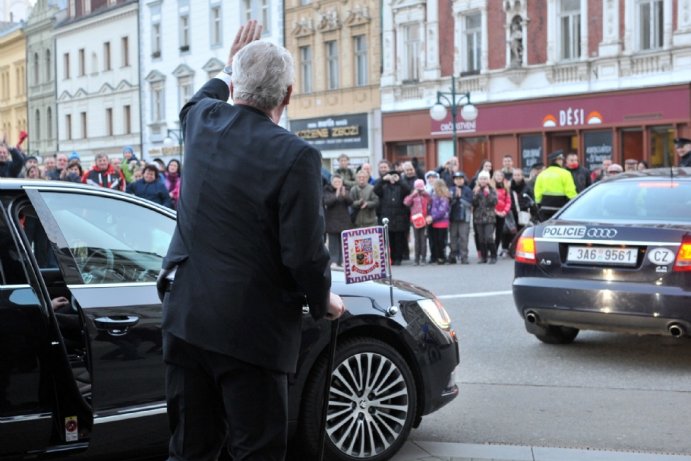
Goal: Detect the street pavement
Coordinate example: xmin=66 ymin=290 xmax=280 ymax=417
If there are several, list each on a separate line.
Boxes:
xmin=382 ymin=250 xmax=691 ymax=461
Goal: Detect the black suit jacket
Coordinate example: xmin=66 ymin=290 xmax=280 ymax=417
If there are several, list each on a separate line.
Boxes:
xmin=162 ymin=78 xmax=331 ymax=373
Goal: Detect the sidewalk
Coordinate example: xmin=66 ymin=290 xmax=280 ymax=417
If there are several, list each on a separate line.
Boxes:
xmin=393 ymin=441 xmax=691 ymax=461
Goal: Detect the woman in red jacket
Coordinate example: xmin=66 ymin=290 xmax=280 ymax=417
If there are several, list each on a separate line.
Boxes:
xmin=492 ymin=170 xmax=512 ymax=257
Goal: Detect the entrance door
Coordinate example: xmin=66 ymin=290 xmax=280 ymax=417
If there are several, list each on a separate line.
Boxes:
xmin=0 ymin=202 xmax=91 ymax=457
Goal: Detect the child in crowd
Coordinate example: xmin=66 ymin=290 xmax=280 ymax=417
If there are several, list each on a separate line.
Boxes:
xmin=403 ymin=179 xmax=431 ymax=265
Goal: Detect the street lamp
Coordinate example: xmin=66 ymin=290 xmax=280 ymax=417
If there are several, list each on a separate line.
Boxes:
xmin=163 ymin=128 xmax=184 ymax=164
xmin=429 ymin=76 xmax=478 ymax=160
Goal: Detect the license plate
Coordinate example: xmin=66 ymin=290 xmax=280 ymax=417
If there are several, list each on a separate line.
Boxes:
xmin=567 ymin=246 xmax=638 ymax=266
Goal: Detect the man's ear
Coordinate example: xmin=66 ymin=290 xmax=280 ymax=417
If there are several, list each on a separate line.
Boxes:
xmin=282 ymin=85 xmax=293 ymax=106
xmin=230 ymin=82 xmax=234 ymax=99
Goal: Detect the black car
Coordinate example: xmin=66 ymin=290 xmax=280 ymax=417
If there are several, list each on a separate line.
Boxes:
xmin=0 ymin=179 xmax=459 ymax=461
xmin=513 ymin=168 xmax=691 ymax=344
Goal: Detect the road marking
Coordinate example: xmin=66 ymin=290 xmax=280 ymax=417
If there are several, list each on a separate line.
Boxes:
xmin=438 ymin=290 xmax=512 ymax=300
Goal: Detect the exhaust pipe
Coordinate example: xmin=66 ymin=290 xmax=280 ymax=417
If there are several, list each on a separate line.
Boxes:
xmin=668 ymin=323 xmax=686 ymax=338
xmin=525 ymin=311 xmax=538 ymax=324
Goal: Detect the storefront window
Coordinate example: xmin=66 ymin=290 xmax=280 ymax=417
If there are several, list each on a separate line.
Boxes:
xmin=460 ymin=137 xmax=487 ymax=177
xmin=392 ymin=142 xmax=426 ymax=171
xmin=620 ymin=128 xmax=643 ymax=166
xmin=437 ymin=140 xmax=454 ymax=170
xmin=583 ymin=130 xmax=613 ymax=172
xmin=520 ymin=134 xmax=542 ymax=175
xmin=649 ymin=126 xmax=674 ymax=168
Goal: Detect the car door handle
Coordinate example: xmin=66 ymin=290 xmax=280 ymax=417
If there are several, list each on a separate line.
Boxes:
xmin=94 ymin=315 xmax=140 ymax=329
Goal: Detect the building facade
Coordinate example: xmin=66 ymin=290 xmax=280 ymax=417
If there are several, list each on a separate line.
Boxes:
xmin=285 ymin=0 xmax=382 ymax=171
xmin=0 ymin=21 xmax=27 ymax=148
xmin=25 ymin=0 xmax=61 ymax=158
xmin=382 ymin=0 xmax=691 ymax=177
xmin=139 ymin=0 xmax=285 ymax=162
xmin=54 ymin=0 xmax=140 ymax=164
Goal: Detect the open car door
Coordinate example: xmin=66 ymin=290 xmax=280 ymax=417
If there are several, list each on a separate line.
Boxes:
xmin=0 ymin=198 xmax=92 ymax=458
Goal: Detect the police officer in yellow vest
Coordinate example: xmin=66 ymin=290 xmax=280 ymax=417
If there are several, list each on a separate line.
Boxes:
xmin=534 ymin=149 xmax=577 ymax=221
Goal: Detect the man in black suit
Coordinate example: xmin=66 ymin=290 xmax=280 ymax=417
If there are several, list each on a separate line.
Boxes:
xmin=159 ymin=22 xmax=345 ymax=461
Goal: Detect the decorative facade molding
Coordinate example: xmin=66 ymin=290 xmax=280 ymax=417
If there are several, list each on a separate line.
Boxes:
xmin=292 ymin=16 xmax=314 ymax=37
xmin=344 ymin=4 xmax=370 ymax=26
xmin=317 ymin=8 xmax=341 ymax=32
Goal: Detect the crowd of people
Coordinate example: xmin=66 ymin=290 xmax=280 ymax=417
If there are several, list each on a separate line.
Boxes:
xmin=0 ymin=141 xmax=180 ymax=209
xmin=322 ymin=137 xmax=691 ymax=267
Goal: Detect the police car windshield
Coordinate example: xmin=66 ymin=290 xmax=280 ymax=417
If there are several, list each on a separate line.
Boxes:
xmin=559 ymin=179 xmax=691 ymax=224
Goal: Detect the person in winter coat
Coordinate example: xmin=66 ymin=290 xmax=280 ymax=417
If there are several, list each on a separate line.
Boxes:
xmin=120 ymin=146 xmax=138 ymax=183
xmin=472 ymin=171 xmax=498 ymax=264
xmin=82 ymin=153 xmax=126 ymax=191
xmin=60 ymin=160 xmax=83 ymax=183
xmin=566 ymin=152 xmax=591 ymax=193
xmin=403 ymin=179 xmax=431 ymax=265
xmin=428 ymin=179 xmax=451 ymax=264
xmin=0 ymin=142 xmax=25 ymax=178
xmin=126 ymin=165 xmax=172 ymax=207
xmin=323 ymin=174 xmax=353 ymax=266
xmin=373 ymin=164 xmax=411 ymax=265
xmin=164 ymin=159 xmax=182 ymax=209
xmin=449 ymin=172 xmax=473 ymax=264
xmin=350 ymin=170 xmax=379 ymax=228
xmin=492 ymin=170 xmax=512 ymax=257
xmin=510 ymin=168 xmax=532 ymax=232
xmin=334 ymin=154 xmax=356 ymax=188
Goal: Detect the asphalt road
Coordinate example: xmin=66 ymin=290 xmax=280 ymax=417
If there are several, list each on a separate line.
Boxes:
xmin=389 ymin=257 xmax=691 ymax=455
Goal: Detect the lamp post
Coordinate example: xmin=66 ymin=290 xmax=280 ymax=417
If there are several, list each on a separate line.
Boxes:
xmin=429 ymin=76 xmax=478 ymax=160
xmin=163 ymin=128 xmax=184 ymax=164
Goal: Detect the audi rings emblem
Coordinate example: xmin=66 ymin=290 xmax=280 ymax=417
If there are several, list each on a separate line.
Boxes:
xmin=586 ymin=228 xmax=618 ymax=238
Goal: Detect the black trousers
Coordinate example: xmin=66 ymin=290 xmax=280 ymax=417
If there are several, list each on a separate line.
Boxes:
xmin=164 ymin=332 xmax=288 ymax=461
xmin=389 ymin=230 xmax=406 ymax=263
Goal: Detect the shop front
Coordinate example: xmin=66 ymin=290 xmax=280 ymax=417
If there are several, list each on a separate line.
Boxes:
xmin=383 ymin=84 xmax=691 ymax=178
xmin=290 ymin=112 xmax=373 ymax=172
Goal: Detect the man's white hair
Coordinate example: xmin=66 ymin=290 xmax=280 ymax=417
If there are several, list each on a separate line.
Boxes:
xmin=231 ymin=41 xmax=294 ymax=112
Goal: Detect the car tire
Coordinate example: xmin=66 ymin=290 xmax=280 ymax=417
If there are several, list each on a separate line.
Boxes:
xmin=297 ymin=337 xmax=417 ymax=461
xmin=532 ymin=325 xmax=580 ymax=344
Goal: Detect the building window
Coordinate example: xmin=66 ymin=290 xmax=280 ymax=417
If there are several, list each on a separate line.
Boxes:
xmin=242 ymin=0 xmax=270 ymax=33
xmin=326 ymin=41 xmax=339 ymax=90
xmin=123 ymin=105 xmax=131 ymax=134
xmin=106 ymin=108 xmax=113 ymax=136
xmin=178 ymin=77 xmax=194 ymax=110
xmin=353 ymin=35 xmax=367 ymax=86
xmin=33 ymin=52 xmax=39 ymax=85
xmin=63 ymin=52 xmax=70 ymax=79
xmin=463 ymin=13 xmax=482 ymax=73
xmin=639 ymin=0 xmax=663 ymax=50
xmin=151 ymin=82 xmax=165 ymax=122
xmin=560 ymin=0 xmax=581 ymax=60
xmin=299 ymin=45 xmax=312 ymax=93
xmin=180 ymin=15 xmax=190 ymax=51
xmin=47 ymin=107 xmax=52 ymax=139
xmin=81 ymin=0 xmax=90 ymax=14
xmin=45 ymin=49 xmax=51 ymax=82
xmin=121 ymin=37 xmax=129 ymax=67
xmin=81 ymin=112 xmax=87 ymax=139
xmin=402 ymin=23 xmax=420 ymax=82
xmin=78 ymin=49 xmax=85 ymax=76
xmin=152 ymin=23 xmax=161 ymax=57
xmin=210 ymin=6 xmax=222 ymax=46
xmin=65 ymin=114 xmax=72 ymax=140
xmin=104 ymin=42 xmax=111 ymax=71
xmin=35 ymin=109 xmax=41 ymax=141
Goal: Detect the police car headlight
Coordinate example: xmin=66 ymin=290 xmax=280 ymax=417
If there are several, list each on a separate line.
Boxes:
xmin=418 ymin=298 xmax=451 ymax=330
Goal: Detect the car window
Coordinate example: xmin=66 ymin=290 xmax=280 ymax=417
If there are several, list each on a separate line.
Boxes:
xmin=0 ymin=209 xmax=28 ymax=285
xmin=560 ymin=180 xmax=691 ymax=223
xmin=39 ymin=192 xmax=175 ymax=284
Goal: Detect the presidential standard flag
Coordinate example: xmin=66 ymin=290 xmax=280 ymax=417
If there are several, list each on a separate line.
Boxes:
xmin=341 ymin=226 xmax=388 ymax=284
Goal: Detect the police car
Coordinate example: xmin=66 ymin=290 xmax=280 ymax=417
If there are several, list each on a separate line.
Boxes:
xmin=513 ymin=168 xmax=691 ymax=344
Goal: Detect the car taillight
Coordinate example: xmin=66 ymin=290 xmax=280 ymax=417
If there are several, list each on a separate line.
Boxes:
xmin=515 ymin=235 xmax=536 ymax=264
xmin=673 ymin=237 xmax=691 ymax=272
